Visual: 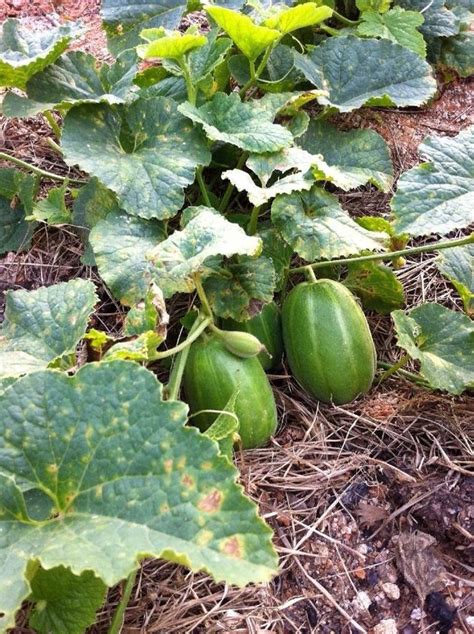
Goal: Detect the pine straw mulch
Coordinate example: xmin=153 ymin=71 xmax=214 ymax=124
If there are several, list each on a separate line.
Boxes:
xmin=1 ymin=2 xmax=474 ymax=633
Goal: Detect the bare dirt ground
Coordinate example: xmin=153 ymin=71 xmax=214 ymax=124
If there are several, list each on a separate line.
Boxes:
xmin=1 ymin=1 xmax=473 ymax=633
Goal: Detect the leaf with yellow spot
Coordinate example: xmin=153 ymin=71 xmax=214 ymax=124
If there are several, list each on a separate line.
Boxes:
xmin=0 ymin=361 xmax=278 ymax=631
xmin=0 ymin=279 xmax=98 ymax=380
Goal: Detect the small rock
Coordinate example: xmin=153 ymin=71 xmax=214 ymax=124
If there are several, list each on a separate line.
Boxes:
xmin=466 ymin=615 xmax=474 ymax=628
xmin=353 ymin=591 xmax=372 ymax=611
xmin=373 ymin=619 xmax=397 ymax=634
xmin=382 ymin=582 xmax=401 ymax=600
xmin=411 ymin=607 xmax=424 ymax=621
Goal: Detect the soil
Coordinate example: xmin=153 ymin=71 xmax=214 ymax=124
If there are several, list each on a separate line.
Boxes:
xmin=1 ymin=2 xmax=473 ymax=633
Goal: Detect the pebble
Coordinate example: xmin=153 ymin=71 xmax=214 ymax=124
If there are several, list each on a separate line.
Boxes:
xmin=353 ymin=591 xmax=372 ymax=611
xmin=382 ymin=582 xmax=401 ymax=600
xmin=410 ymin=607 xmax=424 ymax=621
xmin=373 ymin=619 xmax=397 ymax=634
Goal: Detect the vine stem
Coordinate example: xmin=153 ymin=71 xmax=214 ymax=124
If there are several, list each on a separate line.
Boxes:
xmin=218 ymin=151 xmax=248 ymax=213
xmin=108 ymin=569 xmax=137 ymax=634
xmin=196 ymin=167 xmax=212 ymax=207
xmin=0 ymin=151 xmax=86 ymax=185
xmin=179 ymin=57 xmax=197 ymax=105
xmin=306 ymin=266 xmax=317 ymax=283
xmin=239 ymin=41 xmax=279 ymax=98
xmin=155 ymin=316 xmax=211 ymax=360
xmin=378 ymin=353 xmax=410 ymax=383
xmin=377 ymin=361 xmax=429 ymax=386
xmin=166 ymin=314 xmax=209 ymax=401
xmin=247 ymin=205 xmax=262 ymax=235
xmin=193 ymin=273 xmax=214 ymax=318
xmin=44 ymin=110 xmax=61 ymax=139
xmin=332 ymin=10 xmax=360 ymax=25
xmin=290 ymin=233 xmax=474 ymax=275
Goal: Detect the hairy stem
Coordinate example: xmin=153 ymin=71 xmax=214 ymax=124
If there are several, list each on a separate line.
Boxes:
xmin=196 ymin=167 xmax=212 ymax=207
xmin=290 ymin=233 xmax=474 ymax=275
xmin=239 ymin=41 xmax=278 ymax=98
xmin=193 ymin=273 xmax=214 ymax=318
xmin=247 ymin=205 xmax=262 ymax=235
xmin=305 ymin=266 xmax=317 ymax=283
xmin=0 ymin=151 xmax=85 ymax=185
xmin=108 ymin=569 xmax=137 ymax=634
xmin=155 ymin=316 xmax=211 ymax=360
xmin=179 ymin=57 xmax=197 ymax=105
xmin=44 ymin=110 xmax=61 ymax=139
xmin=166 ymin=315 xmax=208 ymax=401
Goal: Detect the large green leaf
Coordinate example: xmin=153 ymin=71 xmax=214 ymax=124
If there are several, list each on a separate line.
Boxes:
xmin=101 ymin=0 xmax=188 ymax=54
xmin=0 ymin=18 xmax=79 ymax=89
xmin=344 ymin=261 xmax=405 ymax=313
xmin=392 ymin=303 xmax=474 ymax=394
xmin=2 ymin=51 xmax=138 ymax=117
xmin=206 ymin=6 xmax=280 ymax=60
xmin=440 ymin=31 xmax=474 ymax=77
xmin=188 ymin=32 xmax=232 ymax=84
xmin=149 ymin=208 xmax=262 ymax=297
xmin=297 ymin=120 xmax=394 ymax=192
xmin=0 ymin=279 xmax=97 ymax=379
xmin=436 ymin=244 xmax=474 ymax=315
xmin=271 ymin=186 xmax=386 ymax=261
xmin=71 ymin=178 xmax=121 ymax=265
xmin=0 ymin=361 xmax=278 ymax=631
xmin=179 ymin=93 xmax=293 ymax=153
xmin=263 ymin=3 xmax=333 ymax=33
xmin=294 ymin=36 xmax=436 ymax=112
xmin=90 ymin=210 xmax=166 ymax=305
xmin=28 ymin=567 xmax=107 ymax=634
xmin=204 ymin=256 xmax=276 ymax=320
xmin=357 ymin=7 xmax=426 ymax=57
xmin=62 ymin=97 xmax=211 ymax=220
xmin=395 ymin=0 xmax=460 ymax=36
xmin=391 ymin=126 xmax=474 ymax=236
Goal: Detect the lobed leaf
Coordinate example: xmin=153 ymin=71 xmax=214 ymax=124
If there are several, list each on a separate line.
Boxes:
xmin=344 ymin=261 xmax=405 ymax=313
xmin=392 ymin=303 xmax=474 ymax=394
xmin=0 ymin=361 xmax=278 ymax=630
xmin=90 ymin=210 xmax=166 ymax=305
xmin=62 ymin=97 xmax=211 ymax=220
xmin=297 ymin=120 xmax=394 ymax=192
xmin=394 ymin=0 xmax=460 ymax=36
xmin=436 ymin=244 xmax=474 ymax=316
xmin=294 ymin=36 xmax=436 ymax=112
xmin=179 ymin=92 xmax=293 ymax=153
xmin=391 ymin=126 xmax=474 ymax=236
xmin=206 ymin=6 xmax=280 ymax=61
xmin=149 ymin=208 xmax=262 ymax=297
xmin=138 ymin=27 xmax=207 ymax=59
xmin=0 ymin=18 xmax=79 ymax=89
xmin=264 ymin=3 xmax=333 ymax=33
xmin=357 ymin=7 xmax=426 ymax=57
xmin=271 ymin=186 xmax=386 ymax=261
xmin=222 ymin=168 xmax=313 ymax=206
xmin=204 ymin=256 xmax=276 ymax=320
xmin=0 ymin=279 xmax=97 ymax=379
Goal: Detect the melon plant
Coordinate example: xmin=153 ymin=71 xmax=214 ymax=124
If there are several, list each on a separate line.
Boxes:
xmin=0 ymin=0 xmax=473 ymax=630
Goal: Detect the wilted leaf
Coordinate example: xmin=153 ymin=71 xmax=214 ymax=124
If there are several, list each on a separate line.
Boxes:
xmin=357 ymin=7 xmax=426 ymax=57
xmin=0 ymin=18 xmax=79 ymax=89
xmin=103 ymin=330 xmax=164 ymax=361
xmin=391 ymin=126 xmax=474 ymax=236
xmin=297 ymin=120 xmax=394 ymax=192
xmin=436 ymin=244 xmax=474 ymax=315
xmin=396 ymin=531 xmax=447 ymax=601
xmin=222 ymin=168 xmax=313 ymax=206
xmin=0 ymin=361 xmax=278 ymax=630
xmin=204 ymin=256 xmax=276 ymax=320
xmin=344 ymin=261 xmax=405 ymax=313
xmin=206 ymin=6 xmax=280 ymax=60
xmin=179 ymin=92 xmax=293 ymax=153
xmin=62 ymin=97 xmax=211 ymax=220
xmin=149 ymin=208 xmax=262 ymax=297
xmin=123 ymin=283 xmax=169 ymax=337
xmin=90 ymin=210 xmax=166 ymax=305
xmin=294 ymin=36 xmax=436 ymax=112
xmin=392 ymin=303 xmax=474 ymax=394
xmin=29 ymin=567 xmax=107 ymax=634
xmin=271 ymin=186 xmax=386 ymax=261
xmin=0 ymin=279 xmax=97 ymax=379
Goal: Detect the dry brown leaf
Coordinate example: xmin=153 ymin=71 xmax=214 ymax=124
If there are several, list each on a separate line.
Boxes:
xmin=356 ymin=502 xmax=389 ymax=529
xmin=396 ymin=531 xmax=447 ymax=602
